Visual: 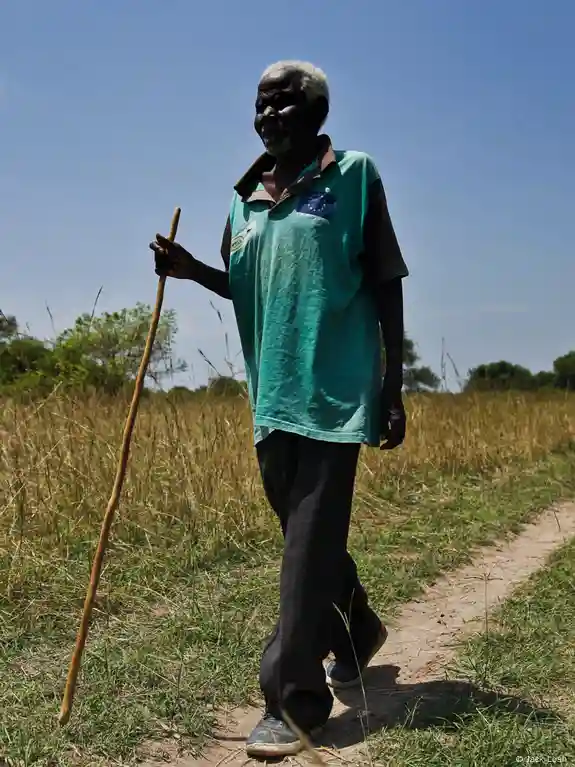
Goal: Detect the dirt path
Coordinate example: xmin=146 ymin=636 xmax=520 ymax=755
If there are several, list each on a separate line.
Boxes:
xmin=142 ymin=501 xmax=575 ymax=766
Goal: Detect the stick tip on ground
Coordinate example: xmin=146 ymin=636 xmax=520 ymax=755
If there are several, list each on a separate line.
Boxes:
xmin=58 ymin=708 xmax=71 ymax=726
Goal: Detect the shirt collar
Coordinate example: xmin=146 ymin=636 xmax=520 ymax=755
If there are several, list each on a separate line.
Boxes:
xmin=234 ymin=134 xmax=337 ymax=203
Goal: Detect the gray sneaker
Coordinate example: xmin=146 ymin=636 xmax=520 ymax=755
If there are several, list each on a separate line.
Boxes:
xmin=325 ymin=624 xmax=388 ymax=689
xmin=245 ymin=713 xmax=303 ymax=758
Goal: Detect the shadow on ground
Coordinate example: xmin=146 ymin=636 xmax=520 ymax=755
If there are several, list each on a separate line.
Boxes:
xmin=318 ymin=663 xmax=560 ymax=751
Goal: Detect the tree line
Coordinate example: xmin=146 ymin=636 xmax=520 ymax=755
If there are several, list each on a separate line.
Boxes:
xmin=0 ymin=305 xmax=184 ymax=397
xmin=0 ymin=305 xmax=573 ymax=398
xmin=465 ymin=357 xmax=575 ymax=392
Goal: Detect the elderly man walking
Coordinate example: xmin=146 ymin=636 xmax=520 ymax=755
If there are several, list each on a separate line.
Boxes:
xmin=151 ymin=60 xmax=408 ymax=759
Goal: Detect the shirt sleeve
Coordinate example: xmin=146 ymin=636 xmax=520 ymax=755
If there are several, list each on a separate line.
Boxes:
xmin=220 ymin=216 xmax=231 ymax=271
xmin=360 ymin=162 xmax=409 ymax=285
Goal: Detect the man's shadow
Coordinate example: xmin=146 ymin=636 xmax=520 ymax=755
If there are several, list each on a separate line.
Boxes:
xmin=317 ymin=664 xmax=560 ymax=750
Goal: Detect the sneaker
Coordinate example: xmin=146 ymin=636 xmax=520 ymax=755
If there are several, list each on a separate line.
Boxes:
xmin=245 ymin=712 xmax=303 ymax=758
xmin=325 ymin=624 xmax=388 ymax=690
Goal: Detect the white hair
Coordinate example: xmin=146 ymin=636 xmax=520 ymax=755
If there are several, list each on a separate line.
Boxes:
xmin=260 ymin=60 xmax=330 ymax=105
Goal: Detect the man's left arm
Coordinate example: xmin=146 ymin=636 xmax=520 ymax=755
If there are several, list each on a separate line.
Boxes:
xmin=360 ymin=176 xmax=409 ymax=448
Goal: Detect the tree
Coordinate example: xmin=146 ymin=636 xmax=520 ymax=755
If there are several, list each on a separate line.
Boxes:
xmin=553 ymin=351 xmax=575 ymax=390
xmin=53 ymin=303 xmax=186 ymax=392
xmin=404 ymin=363 xmax=441 ymax=393
xmin=403 ymin=334 xmax=441 ymax=392
xmin=0 ymin=336 xmax=56 ymax=391
xmin=0 ymin=313 xmax=18 ymax=341
xmin=167 ymin=385 xmax=196 ymax=401
xmin=381 ymin=332 xmax=440 ymax=393
xmin=532 ymin=370 xmax=556 ymax=389
xmin=465 ymin=361 xmax=535 ymax=392
xmin=0 ymin=313 xmax=56 ymax=394
xmin=207 ymin=375 xmax=247 ymax=397
xmin=0 ymin=304 xmax=188 ymax=398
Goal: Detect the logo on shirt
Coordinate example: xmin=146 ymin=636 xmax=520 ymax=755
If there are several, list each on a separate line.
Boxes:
xmin=296 ymin=189 xmax=337 ymax=220
xmin=230 ymin=221 xmax=256 ymax=255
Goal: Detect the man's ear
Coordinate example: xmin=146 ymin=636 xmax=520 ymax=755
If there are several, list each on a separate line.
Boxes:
xmin=312 ymin=96 xmax=329 ymax=131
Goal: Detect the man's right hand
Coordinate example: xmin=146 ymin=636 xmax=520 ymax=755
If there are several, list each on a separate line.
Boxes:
xmin=149 ymin=234 xmax=196 ymax=279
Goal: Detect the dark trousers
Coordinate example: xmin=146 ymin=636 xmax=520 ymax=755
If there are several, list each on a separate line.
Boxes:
xmin=256 ymin=430 xmax=380 ymax=732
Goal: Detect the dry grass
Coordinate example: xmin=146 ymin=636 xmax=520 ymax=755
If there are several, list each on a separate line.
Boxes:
xmin=1 ymin=390 xmax=573 ymax=560
xmin=0 ymin=390 xmax=574 ymax=765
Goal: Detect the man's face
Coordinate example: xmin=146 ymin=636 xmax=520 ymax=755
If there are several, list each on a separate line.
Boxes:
xmin=254 ymin=71 xmax=313 ymax=157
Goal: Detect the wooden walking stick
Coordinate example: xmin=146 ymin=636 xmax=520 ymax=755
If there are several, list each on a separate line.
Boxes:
xmin=58 ymin=207 xmax=181 ymax=726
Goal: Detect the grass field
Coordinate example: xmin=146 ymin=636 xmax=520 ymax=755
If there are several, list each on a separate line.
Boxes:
xmin=1 ymin=390 xmax=574 ymax=765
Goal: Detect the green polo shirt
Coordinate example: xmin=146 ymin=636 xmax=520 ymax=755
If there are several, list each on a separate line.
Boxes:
xmin=222 ymin=136 xmax=408 ymax=446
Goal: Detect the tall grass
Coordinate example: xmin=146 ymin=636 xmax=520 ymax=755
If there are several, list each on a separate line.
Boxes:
xmin=1 ymin=391 xmax=573 ymax=563
xmin=0 ymin=391 xmax=573 ymax=620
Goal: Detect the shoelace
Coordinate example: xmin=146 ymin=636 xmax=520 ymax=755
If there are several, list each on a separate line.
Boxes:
xmin=262 ymin=712 xmax=287 ymax=728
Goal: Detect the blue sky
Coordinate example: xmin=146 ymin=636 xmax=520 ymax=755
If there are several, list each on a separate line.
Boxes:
xmin=1 ymin=0 xmax=573 ymax=389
